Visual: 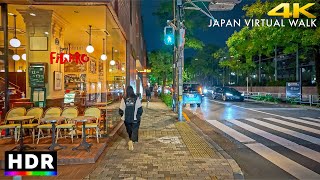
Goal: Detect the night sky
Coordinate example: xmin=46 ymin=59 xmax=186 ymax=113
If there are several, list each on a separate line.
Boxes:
xmin=142 ymin=0 xmax=257 ymax=54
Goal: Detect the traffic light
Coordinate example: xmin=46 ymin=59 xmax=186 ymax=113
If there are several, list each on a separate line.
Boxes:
xmin=164 ymin=26 xmax=174 ymax=45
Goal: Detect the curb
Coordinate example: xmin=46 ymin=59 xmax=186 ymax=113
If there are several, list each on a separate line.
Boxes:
xmin=184 ymin=111 xmax=245 ymax=180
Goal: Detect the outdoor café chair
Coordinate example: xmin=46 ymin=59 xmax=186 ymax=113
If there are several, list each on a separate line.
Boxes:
xmin=83 ymin=107 xmax=102 ymax=143
xmin=56 ymin=107 xmax=78 ymax=143
xmin=37 ymin=107 xmax=62 ymax=144
xmin=0 ymin=107 xmax=26 ymax=142
xmin=16 ymin=107 xmax=43 ymax=144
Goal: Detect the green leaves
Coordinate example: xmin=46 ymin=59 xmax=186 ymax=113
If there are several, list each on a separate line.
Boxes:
xmin=148 ymin=50 xmax=173 ymax=85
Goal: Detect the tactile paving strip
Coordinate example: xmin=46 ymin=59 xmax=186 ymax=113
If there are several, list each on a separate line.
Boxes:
xmin=175 ymin=122 xmax=218 ymax=158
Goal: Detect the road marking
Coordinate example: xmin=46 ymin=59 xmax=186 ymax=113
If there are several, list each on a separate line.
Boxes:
xmin=210 ymin=100 xmax=318 ymax=123
xmin=250 ymin=108 xmax=306 ymax=111
xmin=246 ymin=143 xmax=320 ymax=179
xmin=182 ymin=112 xmax=190 ymax=122
xmin=207 ymin=120 xmax=255 ymax=143
xmin=210 ymin=100 xmax=288 ymax=118
xmin=265 ymin=118 xmax=320 ymax=135
xmin=245 ymin=118 xmax=320 ymax=145
xmin=227 ymin=119 xmax=320 ymax=163
xmin=300 ymin=117 xmax=320 ymax=123
xmin=280 ymin=116 xmax=320 ymax=128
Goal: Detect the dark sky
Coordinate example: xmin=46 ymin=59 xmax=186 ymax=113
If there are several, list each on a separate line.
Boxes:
xmin=141 ymin=0 xmax=257 ymax=53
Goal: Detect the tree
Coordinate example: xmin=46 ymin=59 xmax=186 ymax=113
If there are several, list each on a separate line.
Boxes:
xmin=242 ymin=0 xmax=320 ymax=94
xmin=148 ymin=50 xmax=173 ymax=94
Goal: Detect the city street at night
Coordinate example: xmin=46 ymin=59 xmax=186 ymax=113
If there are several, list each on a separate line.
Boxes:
xmin=185 ymin=96 xmax=320 ymax=179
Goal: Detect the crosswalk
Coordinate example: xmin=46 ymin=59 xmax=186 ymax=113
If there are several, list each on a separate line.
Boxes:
xmin=207 ymin=116 xmax=320 ymax=179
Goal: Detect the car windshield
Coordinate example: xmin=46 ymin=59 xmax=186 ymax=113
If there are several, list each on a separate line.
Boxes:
xmin=183 ymin=84 xmax=200 ymax=93
xmin=224 ymin=87 xmax=238 ymax=93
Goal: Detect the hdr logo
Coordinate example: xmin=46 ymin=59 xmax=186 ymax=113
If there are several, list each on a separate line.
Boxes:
xmin=268 ymin=3 xmax=316 ymax=19
xmin=5 ymin=151 xmax=57 ymax=176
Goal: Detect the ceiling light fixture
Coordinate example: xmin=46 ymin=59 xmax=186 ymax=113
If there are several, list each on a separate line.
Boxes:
xmin=100 ymin=38 xmax=107 ymax=61
xmin=12 ymin=48 xmax=20 ymax=61
xmin=110 ymin=47 xmax=115 ymax=66
xmin=9 ymin=15 xmax=21 ymax=48
xmin=22 ymin=53 xmax=26 ymax=61
xmin=29 ymin=13 xmax=36 ymax=16
xmin=86 ymin=25 xmax=94 ymax=53
xmin=8 ymin=13 xmax=14 ymax=16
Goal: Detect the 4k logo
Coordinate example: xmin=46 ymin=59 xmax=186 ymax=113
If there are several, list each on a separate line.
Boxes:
xmin=268 ymin=3 xmax=316 ymax=19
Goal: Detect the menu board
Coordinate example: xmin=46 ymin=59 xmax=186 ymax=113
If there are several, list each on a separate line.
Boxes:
xmin=29 ymin=66 xmax=45 ymax=87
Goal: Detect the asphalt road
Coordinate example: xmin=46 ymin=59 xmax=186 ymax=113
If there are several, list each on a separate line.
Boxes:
xmin=185 ymin=96 xmax=320 ymax=180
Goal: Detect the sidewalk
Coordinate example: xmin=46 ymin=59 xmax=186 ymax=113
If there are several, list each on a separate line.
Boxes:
xmin=86 ymin=98 xmax=237 ymax=179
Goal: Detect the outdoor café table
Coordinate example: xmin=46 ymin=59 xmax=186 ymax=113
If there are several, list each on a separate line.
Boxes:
xmin=41 ymin=117 xmax=67 ymax=151
xmin=7 ymin=116 xmax=35 ymax=151
xmin=72 ymin=116 xmax=96 ymax=152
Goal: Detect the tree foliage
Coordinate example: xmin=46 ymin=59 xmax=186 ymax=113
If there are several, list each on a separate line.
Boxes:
xmin=148 ymin=50 xmax=173 ymax=92
xmin=227 ymin=0 xmax=320 ymax=93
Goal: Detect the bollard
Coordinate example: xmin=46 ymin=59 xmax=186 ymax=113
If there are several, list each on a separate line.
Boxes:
xmin=309 ymin=95 xmax=312 ymax=106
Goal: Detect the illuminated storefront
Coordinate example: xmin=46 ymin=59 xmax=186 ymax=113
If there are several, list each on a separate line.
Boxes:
xmin=0 ymin=1 xmax=146 ymax=118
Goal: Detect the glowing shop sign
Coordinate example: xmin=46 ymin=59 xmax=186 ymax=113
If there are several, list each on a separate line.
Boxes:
xmin=50 ymin=52 xmax=90 ymax=65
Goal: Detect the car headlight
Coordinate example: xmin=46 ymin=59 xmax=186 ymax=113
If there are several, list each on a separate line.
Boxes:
xmin=241 ymin=93 xmax=244 ymax=96
xmin=203 ymin=89 xmax=208 ymax=93
xmin=226 ymin=93 xmax=233 ymax=96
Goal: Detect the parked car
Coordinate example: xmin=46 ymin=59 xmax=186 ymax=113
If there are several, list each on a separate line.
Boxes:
xmin=182 ymin=83 xmax=203 ymax=107
xmin=213 ymin=87 xmax=244 ymax=101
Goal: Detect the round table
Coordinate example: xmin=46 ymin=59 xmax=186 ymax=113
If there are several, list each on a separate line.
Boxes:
xmin=7 ymin=116 xmax=35 ymax=151
xmin=71 ymin=116 xmax=96 ymax=152
xmin=41 ymin=117 xmax=67 ymax=151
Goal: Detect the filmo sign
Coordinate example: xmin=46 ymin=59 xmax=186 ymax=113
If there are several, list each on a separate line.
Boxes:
xmin=5 ymin=151 xmax=57 ymax=176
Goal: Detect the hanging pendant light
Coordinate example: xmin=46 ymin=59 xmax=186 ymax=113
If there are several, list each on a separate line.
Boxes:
xmin=12 ymin=48 xmax=20 ymax=61
xmin=110 ymin=47 xmax=115 ymax=65
xmin=86 ymin=25 xmax=94 ymax=53
xmin=100 ymin=38 xmax=107 ymax=61
xmin=22 ymin=53 xmax=26 ymax=61
xmin=10 ymin=15 xmax=21 ymax=48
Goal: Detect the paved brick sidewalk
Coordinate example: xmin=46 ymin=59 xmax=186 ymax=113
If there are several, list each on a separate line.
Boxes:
xmin=86 ymin=99 xmax=237 ymax=179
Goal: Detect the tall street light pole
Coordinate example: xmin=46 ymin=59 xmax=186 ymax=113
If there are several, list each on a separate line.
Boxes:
xmin=176 ymin=0 xmax=185 ymax=121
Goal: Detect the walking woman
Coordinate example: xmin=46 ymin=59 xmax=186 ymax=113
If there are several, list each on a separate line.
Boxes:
xmin=119 ymin=86 xmax=143 ymax=151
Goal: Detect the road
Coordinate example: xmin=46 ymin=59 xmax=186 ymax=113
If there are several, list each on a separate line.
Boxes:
xmin=185 ymin=96 xmax=320 ymax=179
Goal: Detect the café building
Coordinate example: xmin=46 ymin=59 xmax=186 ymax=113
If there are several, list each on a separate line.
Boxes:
xmin=0 ymin=0 xmax=147 ymax=118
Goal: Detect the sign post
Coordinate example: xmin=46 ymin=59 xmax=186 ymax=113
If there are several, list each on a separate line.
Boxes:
xmin=286 ymin=82 xmax=302 ymax=102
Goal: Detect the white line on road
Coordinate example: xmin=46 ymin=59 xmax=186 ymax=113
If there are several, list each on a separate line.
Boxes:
xmin=250 ymin=108 xmax=306 ymax=111
xmin=210 ymin=100 xmax=289 ymax=118
xmin=265 ymin=118 xmax=320 ymax=136
xmin=245 ymin=118 xmax=320 ymax=145
xmin=280 ymin=116 xmax=320 ymax=128
xmin=226 ymin=119 xmax=320 ymax=163
xmin=300 ymin=117 xmax=320 ymax=123
xmin=246 ymin=143 xmax=320 ymax=180
xmin=207 ymin=120 xmax=255 ymax=143
xmin=210 ymin=100 xmax=317 ymax=122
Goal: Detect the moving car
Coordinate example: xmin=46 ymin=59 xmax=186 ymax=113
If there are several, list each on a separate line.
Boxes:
xmin=183 ymin=83 xmax=203 ymax=107
xmin=213 ymin=87 xmax=244 ymax=101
